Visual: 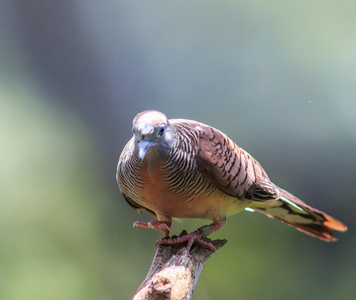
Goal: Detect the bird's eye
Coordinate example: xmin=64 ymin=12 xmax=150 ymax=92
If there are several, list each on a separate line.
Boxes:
xmin=132 ymin=128 xmax=136 ymax=134
xmin=159 ymin=126 xmax=165 ymax=136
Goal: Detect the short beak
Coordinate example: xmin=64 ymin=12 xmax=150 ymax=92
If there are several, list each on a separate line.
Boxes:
xmin=138 ymin=140 xmax=153 ymax=162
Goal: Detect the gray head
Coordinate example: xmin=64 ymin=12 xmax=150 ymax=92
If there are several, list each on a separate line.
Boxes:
xmin=132 ymin=110 xmax=173 ymax=162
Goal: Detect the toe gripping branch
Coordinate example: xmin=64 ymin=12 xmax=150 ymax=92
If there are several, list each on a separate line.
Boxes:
xmin=155 ymin=219 xmax=226 ymax=253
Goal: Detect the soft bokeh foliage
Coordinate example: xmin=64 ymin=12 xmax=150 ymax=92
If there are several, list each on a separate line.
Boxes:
xmin=1 ymin=1 xmax=355 ymax=299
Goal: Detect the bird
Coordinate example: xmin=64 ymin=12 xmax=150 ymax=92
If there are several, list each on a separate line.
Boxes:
xmin=116 ymin=110 xmax=347 ymax=251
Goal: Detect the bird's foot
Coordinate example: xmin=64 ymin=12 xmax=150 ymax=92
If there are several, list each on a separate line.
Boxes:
xmin=133 ymin=220 xmax=171 ymax=236
xmin=155 ymin=228 xmax=216 ymax=252
xmin=155 ymin=220 xmax=226 ymax=253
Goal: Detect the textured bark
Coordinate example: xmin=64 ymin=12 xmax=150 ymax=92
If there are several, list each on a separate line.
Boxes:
xmin=132 ymin=231 xmax=227 ymax=300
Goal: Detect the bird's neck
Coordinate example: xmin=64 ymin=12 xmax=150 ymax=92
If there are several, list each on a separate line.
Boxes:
xmin=141 ymin=145 xmax=170 ymax=170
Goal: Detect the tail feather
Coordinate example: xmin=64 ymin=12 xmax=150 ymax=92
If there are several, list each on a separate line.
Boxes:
xmin=272 ymin=216 xmax=338 ymax=241
xmin=250 ymin=188 xmax=347 ymax=241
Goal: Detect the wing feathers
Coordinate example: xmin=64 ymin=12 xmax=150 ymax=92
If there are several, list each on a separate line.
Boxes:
xmin=194 ymin=122 xmax=278 ymax=200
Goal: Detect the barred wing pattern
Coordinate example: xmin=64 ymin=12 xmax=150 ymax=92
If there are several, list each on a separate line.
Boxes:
xmin=189 ymin=121 xmax=279 ymax=201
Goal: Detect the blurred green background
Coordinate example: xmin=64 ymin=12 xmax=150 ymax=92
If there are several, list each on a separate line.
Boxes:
xmin=1 ymin=1 xmax=355 ymax=299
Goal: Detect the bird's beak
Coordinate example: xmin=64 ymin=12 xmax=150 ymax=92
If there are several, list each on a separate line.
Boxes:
xmin=138 ymin=140 xmax=153 ymax=162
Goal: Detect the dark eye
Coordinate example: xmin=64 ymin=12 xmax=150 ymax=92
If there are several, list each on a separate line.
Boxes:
xmin=159 ymin=126 xmax=165 ymax=135
xmin=132 ymin=128 xmax=136 ymax=134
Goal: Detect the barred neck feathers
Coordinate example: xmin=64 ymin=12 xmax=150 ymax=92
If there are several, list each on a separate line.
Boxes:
xmin=170 ymin=121 xmax=200 ymax=154
xmin=161 ymin=122 xmax=212 ymax=198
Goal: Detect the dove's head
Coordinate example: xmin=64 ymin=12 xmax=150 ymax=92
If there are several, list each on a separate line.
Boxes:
xmin=132 ymin=110 xmax=173 ymax=162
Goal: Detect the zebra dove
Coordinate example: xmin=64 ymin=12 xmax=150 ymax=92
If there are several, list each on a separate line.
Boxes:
xmin=117 ymin=110 xmax=347 ymax=251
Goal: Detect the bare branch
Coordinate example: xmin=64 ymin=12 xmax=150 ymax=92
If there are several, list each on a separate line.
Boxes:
xmin=132 ymin=231 xmax=227 ymax=300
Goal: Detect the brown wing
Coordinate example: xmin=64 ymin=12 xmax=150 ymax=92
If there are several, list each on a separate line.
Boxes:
xmin=193 ymin=123 xmax=279 ymax=201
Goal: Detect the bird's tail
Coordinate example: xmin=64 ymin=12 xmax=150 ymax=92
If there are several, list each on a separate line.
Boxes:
xmin=250 ymin=188 xmax=347 ymax=241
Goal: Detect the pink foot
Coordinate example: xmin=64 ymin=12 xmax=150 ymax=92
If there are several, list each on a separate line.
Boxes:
xmin=133 ymin=220 xmax=171 ymax=236
xmin=155 ymin=229 xmax=216 ymax=252
xmin=155 ymin=220 xmax=226 ymax=252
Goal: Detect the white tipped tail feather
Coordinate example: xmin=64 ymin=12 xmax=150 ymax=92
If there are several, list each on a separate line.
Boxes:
xmin=251 ymin=188 xmax=347 ymax=241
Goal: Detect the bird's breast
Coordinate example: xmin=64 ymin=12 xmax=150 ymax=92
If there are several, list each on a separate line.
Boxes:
xmin=136 ymin=162 xmax=249 ymax=220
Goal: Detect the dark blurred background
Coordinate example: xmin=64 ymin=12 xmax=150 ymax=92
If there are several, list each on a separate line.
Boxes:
xmin=1 ymin=1 xmax=355 ymax=299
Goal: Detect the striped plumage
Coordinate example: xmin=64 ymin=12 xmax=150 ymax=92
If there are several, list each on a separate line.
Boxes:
xmin=117 ymin=110 xmax=347 ymax=250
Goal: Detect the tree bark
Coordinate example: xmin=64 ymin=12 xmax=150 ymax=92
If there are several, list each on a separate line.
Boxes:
xmin=132 ymin=231 xmax=227 ymax=300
